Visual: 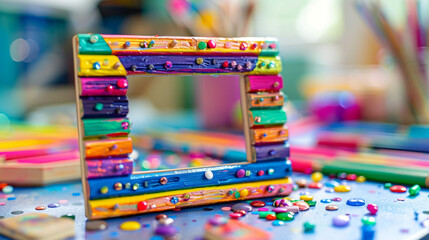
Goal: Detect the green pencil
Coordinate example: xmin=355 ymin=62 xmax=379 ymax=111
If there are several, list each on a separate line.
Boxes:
xmin=319 ymin=160 xmax=429 ymax=187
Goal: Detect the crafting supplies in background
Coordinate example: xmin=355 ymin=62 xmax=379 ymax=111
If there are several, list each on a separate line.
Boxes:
xmin=0 ymin=123 xmax=80 ymax=186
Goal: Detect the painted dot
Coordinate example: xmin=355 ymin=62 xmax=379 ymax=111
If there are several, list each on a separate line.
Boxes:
xmin=35 ymin=206 xmax=46 ymax=210
xmin=11 ymin=210 xmax=23 ymax=215
xmin=94 ymin=103 xmax=103 ymax=111
xmin=326 ymin=205 xmax=339 ymax=211
xmin=346 ymin=198 xmax=365 ymax=206
xmin=48 ymin=203 xmax=60 ymax=208
xmin=334 ymin=185 xmax=351 ymax=192
xmin=120 ymin=221 xmax=141 ymax=231
xmin=204 ymin=170 xmax=213 ymax=180
xmin=333 ymin=215 xmax=350 ymax=227
xmin=390 ymin=185 xmax=407 ymax=193
xmin=197 ymin=42 xmax=207 ymax=50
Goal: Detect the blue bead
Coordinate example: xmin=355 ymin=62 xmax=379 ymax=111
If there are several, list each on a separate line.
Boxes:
xmin=346 ymin=198 xmax=365 ymax=206
xmin=124 ymin=41 xmax=131 ymax=47
xmin=170 ymin=196 xmax=179 ymax=204
xmin=325 ymin=180 xmax=340 ymax=188
xmin=321 ymin=199 xmax=332 ymax=203
xmin=93 ymin=62 xmax=101 ymax=70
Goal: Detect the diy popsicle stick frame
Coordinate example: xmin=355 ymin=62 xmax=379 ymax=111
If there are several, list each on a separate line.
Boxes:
xmin=73 ymin=34 xmax=292 ymax=219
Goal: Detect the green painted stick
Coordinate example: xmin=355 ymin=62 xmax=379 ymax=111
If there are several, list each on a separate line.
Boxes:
xmin=320 ymin=160 xmax=429 ymax=187
xmin=248 ymin=109 xmax=286 ymax=127
xmin=83 ymin=118 xmax=130 ymax=138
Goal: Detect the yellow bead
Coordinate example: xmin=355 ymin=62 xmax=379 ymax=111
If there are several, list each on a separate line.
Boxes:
xmin=356 ymin=176 xmax=366 ymax=183
xmin=100 ymin=186 xmax=108 ymax=194
xmin=311 ymin=172 xmax=323 ymax=182
xmin=120 ymin=221 xmax=141 ymax=231
xmin=239 ymin=189 xmax=249 ymax=198
xmin=300 ymin=195 xmax=314 ymax=201
xmin=334 ymin=185 xmax=351 ymax=193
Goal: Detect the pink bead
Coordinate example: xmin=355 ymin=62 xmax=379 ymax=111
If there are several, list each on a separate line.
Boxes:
xmin=164 ymin=61 xmax=172 ymax=69
xmin=269 ymin=43 xmax=277 ymax=49
xmin=367 ymin=203 xmax=378 ymax=215
xmin=257 ymin=170 xmax=264 ymax=176
xmin=121 ymin=122 xmax=129 ymax=130
xmin=117 ymin=79 xmax=128 ymax=88
xmin=240 ymin=42 xmax=248 ymax=50
xmin=207 ymin=40 xmax=216 ymax=48
xmin=229 ymin=213 xmax=242 ymax=219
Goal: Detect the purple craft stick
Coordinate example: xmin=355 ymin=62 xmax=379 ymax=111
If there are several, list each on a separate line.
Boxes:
xmin=253 ymin=142 xmax=289 ymax=161
xmin=86 ymin=157 xmax=133 ymax=179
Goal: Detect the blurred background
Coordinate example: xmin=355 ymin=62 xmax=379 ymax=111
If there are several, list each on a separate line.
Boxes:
xmin=0 ymin=0 xmax=429 ymax=130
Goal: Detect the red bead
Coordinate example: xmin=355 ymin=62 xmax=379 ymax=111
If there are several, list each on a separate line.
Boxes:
xmin=117 ymin=79 xmax=128 ymax=88
xmin=0 ymin=183 xmax=7 ymax=191
xmin=234 ymin=210 xmax=246 ymax=216
xmin=229 ymin=213 xmax=242 ymax=219
xmin=257 ymin=170 xmax=264 ymax=176
xmin=156 ymin=214 xmax=168 ymax=220
xmin=266 ymin=214 xmax=276 ymax=220
xmin=307 ymin=182 xmax=323 ymax=189
xmin=137 ymin=201 xmax=148 ymax=211
xmin=251 ymin=43 xmax=258 ymax=49
xmin=367 ymin=203 xmax=378 ymax=215
xmin=269 ymin=43 xmax=277 ymax=49
xmin=222 ymin=61 xmax=229 ymax=68
xmin=346 ymin=174 xmax=357 ymax=181
xmin=250 ymin=200 xmax=265 ymax=208
xmin=390 ymin=185 xmax=407 ymax=193
xmin=239 ymin=42 xmax=248 ymax=50
xmin=207 ymin=40 xmax=216 ymax=48
xmin=106 ymin=85 xmax=114 ymax=92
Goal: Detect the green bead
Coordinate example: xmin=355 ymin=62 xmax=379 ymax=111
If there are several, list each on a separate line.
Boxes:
xmin=292 ymin=185 xmax=299 ymax=191
xmin=267 ymin=62 xmax=275 ymax=69
xmin=409 ymin=184 xmax=421 ymax=196
xmin=259 ymin=211 xmax=276 ymax=219
xmin=61 ymin=213 xmax=75 ymax=220
xmin=276 ymin=212 xmax=294 ymax=221
xmin=245 ymin=170 xmax=251 ymax=176
xmin=361 ymin=216 xmax=376 ymax=226
xmin=384 ymin=183 xmax=392 ymax=189
xmin=268 ymin=168 xmax=274 ymax=175
xmin=303 ymin=221 xmax=315 ymax=232
xmin=307 ymin=200 xmax=317 ymax=206
xmin=234 ymin=191 xmax=240 ymax=199
xmin=198 ymin=41 xmax=207 ymax=50
xmin=94 ymin=103 xmax=104 ymax=111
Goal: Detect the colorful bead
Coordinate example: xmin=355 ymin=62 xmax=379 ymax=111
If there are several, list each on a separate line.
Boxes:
xmin=114 ymin=182 xmax=123 ymax=191
xmin=230 ymin=61 xmax=237 ymax=68
xmin=204 ymin=170 xmax=213 ymax=180
xmin=332 ymin=215 xmax=350 ymax=227
xmin=276 ymin=212 xmax=294 ymax=221
xmin=160 ymin=177 xmax=168 ymax=185
xmin=390 ymin=185 xmax=407 ymax=193
xmin=132 ymin=183 xmax=139 ymax=191
xmin=267 ymin=185 xmax=275 ymax=193
xmin=245 ymin=170 xmax=251 ymax=176
xmin=409 ymin=184 xmax=421 ymax=196
xmin=367 ymin=203 xmax=378 ymax=215
xmin=384 ymin=183 xmax=392 ymax=189
xmin=130 ymin=65 xmax=137 ymax=71
xmin=89 ymin=34 xmax=99 ymax=43
xmin=123 ymin=41 xmax=131 ymax=48
xmin=266 ymin=214 xmax=276 ymax=220
xmin=140 ymin=41 xmax=148 ymax=48
xmin=308 ymin=182 xmax=323 ymax=189
xmin=239 ymin=189 xmax=249 ymax=198
xmin=168 ymin=40 xmax=178 ymax=48
xmin=267 ymin=62 xmax=275 ymax=68
xmin=93 ymin=62 xmax=101 ymax=70
xmin=113 ymin=62 xmax=121 ymax=69
xmin=156 ymin=214 xmax=167 ymax=220
xmin=236 ymin=169 xmax=246 ymax=178
xmin=332 ymin=197 xmax=341 ymax=202
xmin=356 ymin=176 xmax=366 ymax=182
xmin=207 ymin=40 xmax=216 ymax=48
xmin=311 ymin=172 xmax=323 ymax=182
xmin=182 ymin=193 xmax=190 ymax=201
xmin=196 ymin=57 xmax=204 ymax=65
xmin=326 ymin=205 xmax=339 ymax=211
xmin=269 ymin=43 xmax=277 ymax=49
xmin=117 ymin=79 xmax=128 ymax=88
xmin=121 ymin=121 xmax=129 ymax=130
xmin=137 ymin=201 xmax=148 ymax=211
xmin=346 ymin=174 xmax=357 ymax=181
xmin=197 ymin=41 xmax=207 ymax=50
xmin=300 ymin=195 xmax=314 ymax=201
xmin=257 ymin=170 xmax=264 ymax=176
xmin=100 ymin=186 xmax=108 ymax=194
xmin=250 ymin=200 xmax=265 ymax=208
xmin=272 ymin=220 xmax=284 ymax=226
xmin=303 ymin=221 xmax=315 ymax=232
xmin=164 ymin=61 xmax=172 ymax=69
xmin=267 ymin=168 xmax=275 ymax=175
xmin=229 ymin=213 xmax=242 ymax=219
xmin=120 ymin=221 xmax=141 ymax=231
xmin=148 ymin=40 xmax=155 ymax=47
xmin=35 ymin=206 xmax=46 ymax=210
xmin=321 ymin=199 xmax=332 ymax=203
xmin=240 ymin=42 xmax=248 ymax=50
xmin=293 ymin=201 xmax=310 ymax=211
xmin=296 ymin=179 xmax=307 ymax=188
xmin=361 ymin=216 xmax=376 ymax=226
xmin=222 ymin=61 xmax=229 ymax=68
xmin=170 ymin=196 xmax=179 ymax=204
xmin=2 ymin=186 xmax=13 ymax=194
xmin=94 ymin=103 xmax=103 ymax=111
xmin=334 ymin=185 xmax=351 ymax=192
xmin=346 ymin=198 xmax=365 ymax=206
xmin=106 ymin=85 xmax=114 ymax=92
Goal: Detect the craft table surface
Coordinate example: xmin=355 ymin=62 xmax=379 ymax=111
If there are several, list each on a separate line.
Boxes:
xmin=0 ymin=173 xmax=427 ymax=240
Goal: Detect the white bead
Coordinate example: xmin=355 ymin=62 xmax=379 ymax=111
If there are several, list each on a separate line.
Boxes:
xmin=205 ymin=170 xmax=213 ymax=180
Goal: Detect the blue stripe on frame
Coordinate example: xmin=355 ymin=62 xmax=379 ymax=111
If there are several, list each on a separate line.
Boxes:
xmin=88 ymin=160 xmax=292 ymax=200
xmin=118 ymin=55 xmax=258 ymax=74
